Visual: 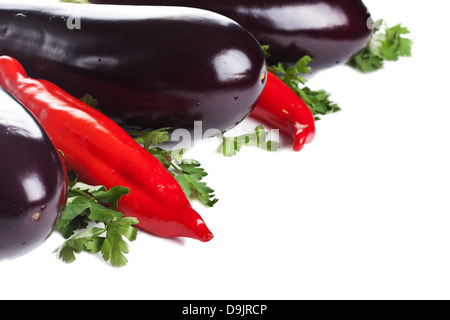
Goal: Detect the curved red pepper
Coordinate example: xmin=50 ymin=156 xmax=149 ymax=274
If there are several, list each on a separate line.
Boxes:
xmin=250 ymin=72 xmax=316 ymax=151
xmin=0 ymin=56 xmax=213 ymax=242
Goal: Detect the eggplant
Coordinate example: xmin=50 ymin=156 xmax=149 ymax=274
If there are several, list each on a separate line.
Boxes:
xmin=0 ymin=88 xmax=67 ymax=261
xmin=90 ymin=0 xmax=373 ymax=71
xmin=0 ymin=2 xmax=267 ymax=135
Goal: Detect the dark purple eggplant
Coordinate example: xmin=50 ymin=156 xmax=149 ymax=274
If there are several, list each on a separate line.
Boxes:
xmin=90 ymin=0 xmax=373 ymax=71
xmin=0 ymin=87 xmax=67 ymax=261
xmin=0 ymin=2 xmax=266 ymax=135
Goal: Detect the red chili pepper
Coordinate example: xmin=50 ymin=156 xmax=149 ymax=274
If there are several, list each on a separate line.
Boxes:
xmin=250 ymin=72 xmax=316 ymax=151
xmin=0 ymin=55 xmax=213 ymax=242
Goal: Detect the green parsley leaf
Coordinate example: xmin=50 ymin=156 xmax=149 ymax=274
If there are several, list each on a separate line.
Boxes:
xmin=297 ymin=87 xmax=341 ymax=120
xmin=90 ymin=185 xmax=132 ymax=210
xmin=261 ymin=45 xmax=271 ymax=58
xmin=265 ymin=48 xmax=340 ymax=119
xmin=346 ymin=46 xmax=384 ymax=73
xmin=378 ymin=23 xmax=413 ymax=60
xmin=88 ymin=201 xmax=124 ymax=223
xmin=80 ymin=94 xmax=99 ymax=109
xmin=57 ymin=227 xmax=106 ymax=264
xmin=133 ymin=127 xmax=171 ymax=150
xmin=174 ymin=161 xmax=218 ymax=207
xmin=101 ymin=217 xmax=139 ymax=268
xmin=57 ymin=196 xmax=91 ymax=237
xmin=347 ymin=20 xmax=413 ymax=73
xmin=55 ymin=171 xmax=137 ymax=267
xmin=147 ymin=146 xmax=176 ymax=168
xmin=269 ymin=56 xmax=310 ymax=86
xmin=219 ymin=125 xmax=280 ymax=157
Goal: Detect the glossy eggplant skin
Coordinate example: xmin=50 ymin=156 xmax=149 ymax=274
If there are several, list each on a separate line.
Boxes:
xmin=91 ymin=0 xmax=373 ymax=71
xmin=0 ymin=2 xmax=267 ymax=134
xmin=0 ymin=88 xmax=67 ymax=261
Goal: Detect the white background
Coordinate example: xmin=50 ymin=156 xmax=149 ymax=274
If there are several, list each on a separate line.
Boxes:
xmin=1 ymin=0 xmax=450 ymax=300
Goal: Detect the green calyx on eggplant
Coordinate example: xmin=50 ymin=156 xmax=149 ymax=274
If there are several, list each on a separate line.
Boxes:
xmin=90 ymin=0 xmax=373 ymax=72
xmin=0 ymin=2 xmax=267 ymax=135
xmin=0 ymin=88 xmax=68 ymax=261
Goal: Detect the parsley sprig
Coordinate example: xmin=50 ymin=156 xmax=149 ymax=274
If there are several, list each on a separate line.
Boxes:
xmin=173 ymin=160 xmax=218 ymax=207
xmin=264 ymin=48 xmax=341 ymax=120
xmin=134 ymin=129 xmax=219 ymax=207
xmin=55 ymin=171 xmax=138 ymax=267
xmin=347 ymin=20 xmax=413 ymax=73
